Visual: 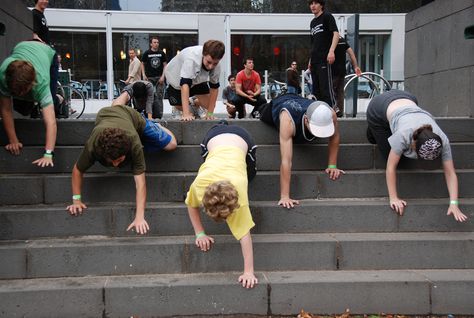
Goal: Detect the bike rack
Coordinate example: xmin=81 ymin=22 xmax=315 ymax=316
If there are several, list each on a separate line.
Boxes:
xmin=343 ymin=72 xmax=392 ymax=116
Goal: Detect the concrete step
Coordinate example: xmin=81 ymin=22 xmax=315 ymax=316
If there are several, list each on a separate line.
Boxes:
xmin=2 ymin=142 xmax=474 ymax=174
xmin=0 ymin=269 xmax=473 ymax=317
xmin=2 ymin=117 xmax=474 ymax=146
xmin=1 ymin=233 xmax=473 ymax=279
xmin=2 ymin=170 xmax=474 ymax=205
xmin=1 ymin=199 xmax=473 ymax=240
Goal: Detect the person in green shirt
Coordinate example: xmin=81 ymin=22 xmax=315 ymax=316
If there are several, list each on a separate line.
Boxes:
xmin=66 ymin=105 xmax=177 ymax=234
xmin=0 ymin=41 xmax=58 ymax=167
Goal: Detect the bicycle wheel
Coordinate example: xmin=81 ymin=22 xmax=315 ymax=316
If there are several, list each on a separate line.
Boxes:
xmin=69 ymin=87 xmax=86 ymax=119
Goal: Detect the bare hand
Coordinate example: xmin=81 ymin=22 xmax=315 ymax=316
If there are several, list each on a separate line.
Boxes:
xmin=195 ymin=235 xmax=215 ymax=252
xmin=238 ymin=272 xmax=258 ymax=289
xmin=32 ymin=156 xmax=54 ymax=168
xmin=127 ymin=217 xmax=150 ymax=235
xmin=66 ymin=200 xmax=88 ymax=216
xmin=390 ymin=198 xmax=407 ymax=215
xmin=181 ymin=113 xmax=195 ymax=122
xmin=447 ymin=204 xmax=468 ymax=222
xmin=278 ymin=197 xmax=300 ymax=209
xmin=205 ymin=114 xmax=216 ymax=120
xmin=327 ymin=51 xmax=335 ymax=64
xmin=325 ymin=167 xmax=345 ymax=180
xmin=158 ymin=77 xmax=164 ymax=85
xmin=355 ymin=67 xmax=362 ymax=76
xmin=5 ymin=142 xmax=23 ymax=155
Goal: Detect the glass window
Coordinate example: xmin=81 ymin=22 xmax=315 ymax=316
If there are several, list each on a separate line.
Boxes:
xmin=50 ymin=31 xmax=107 ymax=99
xmin=35 ymin=0 xmax=424 ymax=13
xmin=231 ymin=34 xmax=310 ymax=82
xmin=112 ymin=33 xmax=198 ymax=81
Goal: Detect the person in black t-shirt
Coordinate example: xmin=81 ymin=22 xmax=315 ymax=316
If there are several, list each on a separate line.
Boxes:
xmin=332 ymin=37 xmax=361 ymax=117
xmin=308 ymin=0 xmax=339 ymax=110
xmin=32 ymin=0 xmax=50 ymax=44
xmin=141 ymin=37 xmax=168 ymax=119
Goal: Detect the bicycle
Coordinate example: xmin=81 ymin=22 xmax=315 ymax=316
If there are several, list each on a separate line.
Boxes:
xmin=56 ymin=80 xmax=86 ymax=119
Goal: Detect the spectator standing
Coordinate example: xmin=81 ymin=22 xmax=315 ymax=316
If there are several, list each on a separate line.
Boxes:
xmin=164 ymin=40 xmax=225 ymax=121
xmin=234 ymin=57 xmax=267 ymax=118
xmin=332 ymin=37 xmax=362 ymax=117
xmin=124 ymin=49 xmax=142 ymax=85
xmin=286 ymin=61 xmax=300 ymax=94
xmin=32 ymin=0 xmax=51 ymax=44
xmin=141 ymin=37 xmax=167 ymax=119
xmin=308 ymin=0 xmax=339 ymax=109
xmin=223 ymin=74 xmax=245 ymax=119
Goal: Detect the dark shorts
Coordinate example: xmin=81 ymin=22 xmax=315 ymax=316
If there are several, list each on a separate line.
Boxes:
xmin=201 ymin=122 xmax=257 ymax=182
xmin=142 ymin=118 xmax=172 ymax=152
xmin=167 ymin=82 xmax=210 ymax=106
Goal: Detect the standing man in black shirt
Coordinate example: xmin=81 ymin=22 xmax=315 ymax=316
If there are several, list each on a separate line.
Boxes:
xmin=141 ymin=37 xmax=167 ymax=119
xmin=308 ymin=0 xmax=339 ymax=110
xmin=32 ymin=0 xmax=51 ymax=44
xmin=332 ymin=37 xmax=362 ymax=117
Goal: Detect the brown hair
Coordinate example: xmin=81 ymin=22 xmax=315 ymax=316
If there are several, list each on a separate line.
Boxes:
xmin=202 ymin=180 xmax=239 ymax=222
xmin=413 ymin=124 xmax=443 ymax=161
xmin=202 ymin=40 xmax=225 ymax=60
xmin=6 ymin=60 xmax=36 ymax=97
xmin=308 ymin=0 xmax=325 ymax=7
xmin=96 ymin=128 xmax=131 ymax=161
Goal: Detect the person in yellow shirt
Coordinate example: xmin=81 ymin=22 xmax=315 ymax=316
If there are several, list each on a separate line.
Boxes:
xmin=185 ymin=121 xmax=258 ymax=288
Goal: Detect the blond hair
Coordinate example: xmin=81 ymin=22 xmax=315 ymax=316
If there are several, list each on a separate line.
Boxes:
xmin=202 ymin=180 xmax=239 ymax=222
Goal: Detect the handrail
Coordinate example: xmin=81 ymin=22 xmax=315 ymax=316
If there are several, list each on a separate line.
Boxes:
xmin=344 ymin=72 xmax=392 ymax=92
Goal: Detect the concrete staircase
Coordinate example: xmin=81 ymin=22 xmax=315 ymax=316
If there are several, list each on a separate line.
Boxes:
xmin=0 ymin=118 xmax=473 ymax=317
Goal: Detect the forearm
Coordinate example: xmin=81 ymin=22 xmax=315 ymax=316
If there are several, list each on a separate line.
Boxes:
xmin=327 ymin=133 xmax=340 ymax=166
xmin=444 ymin=161 xmax=459 ymax=200
xmin=386 ymin=166 xmax=398 ymax=199
xmin=280 ymin=161 xmax=292 ymax=199
xmin=71 ymin=164 xmax=84 ymax=197
xmin=134 ymin=173 xmax=147 ymax=220
xmin=240 ymin=232 xmax=255 ymax=274
xmin=0 ymin=98 xmax=19 ymax=143
xmin=187 ymin=206 xmax=205 ymax=234
xmin=329 ymin=32 xmax=339 ymax=54
xmin=208 ymin=88 xmax=218 ymax=113
xmin=42 ymin=105 xmax=57 ymax=151
xmin=180 ymin=84 xmax=191 ymax=114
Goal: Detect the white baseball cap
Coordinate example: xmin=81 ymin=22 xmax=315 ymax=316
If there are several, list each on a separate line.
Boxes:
xmin=306 ymin=101 xmax=335 ymax=138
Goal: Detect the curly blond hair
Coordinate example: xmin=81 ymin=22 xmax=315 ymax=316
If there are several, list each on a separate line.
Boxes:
xmin=202 ymin=180 xmax=239 ymax=222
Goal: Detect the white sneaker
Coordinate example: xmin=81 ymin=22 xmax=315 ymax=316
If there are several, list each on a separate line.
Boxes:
xmin=171 ymin=106 xmax=182 ymax=119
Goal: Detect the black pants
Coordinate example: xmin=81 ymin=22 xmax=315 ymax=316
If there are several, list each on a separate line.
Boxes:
xmin=233 ymin=94 xmax=267 ymax=118
xmin=148 ymin=77 xmax=164 ymax=119
xmin=201 ymin=122 xmax=257 ymax=181
xmin=311 ymin=62 xmax=336 ymax=108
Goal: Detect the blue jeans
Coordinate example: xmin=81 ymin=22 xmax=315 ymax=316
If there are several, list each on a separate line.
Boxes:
xmin=142 ymin=118 xmax=172 ymax=153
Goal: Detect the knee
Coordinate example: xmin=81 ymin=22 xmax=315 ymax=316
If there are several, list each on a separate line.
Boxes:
xmin=165 ymin=137 xmax=177 ymax=151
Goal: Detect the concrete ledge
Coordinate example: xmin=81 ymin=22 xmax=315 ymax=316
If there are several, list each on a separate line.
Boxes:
xmin=2 ymin=199 xmax=473 ymax=240
xmin=2 ymin=118 xmax=474 ymax=146
xmin=1 ymin=233 xmax=473 ymax=279
xmin=2 ymin=170 xmax=474 ymax=205
xmin=3 ymin=270 xmax=473 ymax=316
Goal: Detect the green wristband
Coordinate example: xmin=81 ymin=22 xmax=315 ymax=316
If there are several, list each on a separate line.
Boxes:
xmin=196 ymin=231 xmax=206 ymax=239
xmin=43 ymin=153 xmax=53 ymax=159
xmin=207 ymin=112 xmax=214 ymax=116
xmin=72 ymin=194 xmax=81 ymax=200
xmin=327 ymin=165 xmax=337 ymax=169
xmin=450 ymin=200 xmax=459 ymax=205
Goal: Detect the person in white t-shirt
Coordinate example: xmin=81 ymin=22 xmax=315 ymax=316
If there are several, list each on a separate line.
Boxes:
xmin=164 ymin=40 xmax=225 ymax=121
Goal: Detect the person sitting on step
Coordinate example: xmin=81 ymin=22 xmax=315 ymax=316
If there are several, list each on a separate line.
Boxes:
xmin=185 ymin=121 xmax=258 ymax=288
xmin=66 ymin=104 xmax=177 ymax=234
xmin=366 ymin=89 xmax=467 ymax=222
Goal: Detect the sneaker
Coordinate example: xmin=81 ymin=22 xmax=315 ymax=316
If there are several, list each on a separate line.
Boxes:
xmin=171 ymin=106 xmax=182 ymax=120
xmin=190 ymin=104 xmax=206 ymax=119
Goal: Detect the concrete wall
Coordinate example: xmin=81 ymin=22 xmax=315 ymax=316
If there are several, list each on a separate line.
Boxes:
xmin=0 ymin=1 xmax=32 ymax=61
xmin=405 ymin=0 xmax=474 ymax=117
